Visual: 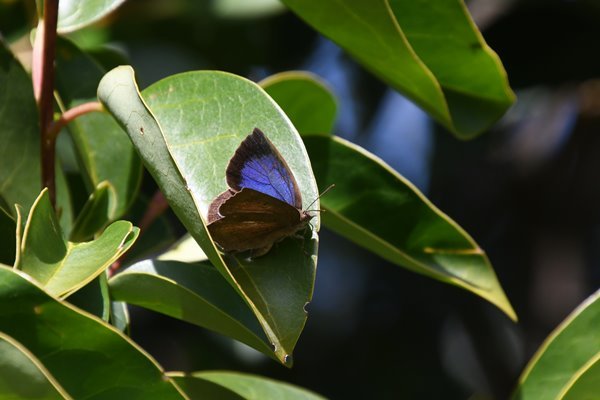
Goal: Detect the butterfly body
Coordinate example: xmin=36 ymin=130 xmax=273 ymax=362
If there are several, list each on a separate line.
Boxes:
xmin=207 ymin=128 xmax=313 ymax=256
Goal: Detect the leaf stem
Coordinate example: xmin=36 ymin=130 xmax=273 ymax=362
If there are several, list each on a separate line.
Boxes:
xmin=48 ymin=101 xmax=105 ymax=139
xmin=37 ymin=0 xmax=59 ymax=207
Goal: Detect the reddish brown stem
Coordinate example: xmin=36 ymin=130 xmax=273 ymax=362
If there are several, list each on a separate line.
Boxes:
xmin=38 ymin=0 xmax=59 ymax=207
xmin=48 ymin=101 xmax=104 ymax=140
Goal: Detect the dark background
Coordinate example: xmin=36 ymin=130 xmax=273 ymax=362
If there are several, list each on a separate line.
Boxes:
xmin=3 ymin=0 xmax=600 ymax=398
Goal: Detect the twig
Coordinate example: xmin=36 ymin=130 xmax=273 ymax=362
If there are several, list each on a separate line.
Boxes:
xmin=48 ymin=101 xmax=105 ymax=140
xmin=36 ymin=0 xmax=59 ymax=207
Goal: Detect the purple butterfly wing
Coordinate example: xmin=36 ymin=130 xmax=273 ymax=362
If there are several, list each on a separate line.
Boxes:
xmin=225 ymin=128 xmax=303 ymax=209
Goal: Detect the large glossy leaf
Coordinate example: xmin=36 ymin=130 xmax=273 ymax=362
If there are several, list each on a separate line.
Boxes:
xmin=55 ymin=37 xmax=142 ymax=221
xmin=169 ymin=371 xmax=326 ymax=400
xmin=260 ymin=71 xmax=337 ymax=135
xmin=282 ymin=0 xmax=515 ymax=138
xmin=98 ymin=66 xmax=319 ymax=365
xmin=0 ymin=333 xmax=68 ymax=400
xmin=513 ymin=289 xmax=600 ymax=399
xmin=304 ymin=134 xmax=516 ymax=320
xmin=57 ymin=0 xmax=127 ymax=33
xmin=109 ymin=259 xmax=272 ymax=358
xmin=0 ymin=265 xmax=185 ymax=399
xmin=17 ymin=189 xmax=139 ymax=297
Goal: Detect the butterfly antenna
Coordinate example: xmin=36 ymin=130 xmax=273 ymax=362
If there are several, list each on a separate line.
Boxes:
xmin=305 ymin=184 xmax=335 ymax=211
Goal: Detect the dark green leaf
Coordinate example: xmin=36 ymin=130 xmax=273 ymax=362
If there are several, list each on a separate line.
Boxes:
xmin=55 ymin=37 xmax=142 ymax=220
xmin=66 ymin=273 xmax=110 ymax=321
xmin=282 ymin=0 xmax=515 ymax=138
xmin=0 ymin=206 xmax=16 ymax=265
xmin=0 ymin=40 xmax=72 ymax=230
xmin=0 ymin=265 xmax=185 ymax=399
xmin=513 ymin=289 xmax=600 ymax=399
xmin=69 ymin=181 xmax=116 ymax=242
xmin=109 ymin=259 xmax=272 ymax=359
xmin=98 ymin=66 xmax=319 ymax=365
xmin=260 ymin=71 xmax=337 ymax=135
xmin=170 ymin=371 xmax=327 ymax=400
xmin=304 ymin=134 xmax=516 ymax=320
xmin=17 ymin=189 xmax=139 ymax=297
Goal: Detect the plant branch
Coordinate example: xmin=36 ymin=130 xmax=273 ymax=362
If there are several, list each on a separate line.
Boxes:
xmin=37 ymin=0 xmax=60 ymax=207
xmin=48 ymin=101 xmax=105 ymax=140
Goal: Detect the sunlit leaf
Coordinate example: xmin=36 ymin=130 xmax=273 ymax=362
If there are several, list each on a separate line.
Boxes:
xmin=109 ymin=259 xmax=272 ymax=359
xmin=57 ymin=0 xmax=128 ymax=33
xmin=260 ymin=71 xmax=337 ymax=135
xmin=513 ymin=289 xmax=600 ymax=399
xmin=282 ymin=0 xmax=515 ymax=138
xmin=170 ymin=371 xmax=327 ymax=400
xmin=17 ymin=189 xmax=138 ymax=297
xmin=0 ymin=265 xmax=185 ymax=399
xmin=304 ymin=134 xmax=516 ymax=320
xmin=98 ymin=66 xmax=319 ymax=365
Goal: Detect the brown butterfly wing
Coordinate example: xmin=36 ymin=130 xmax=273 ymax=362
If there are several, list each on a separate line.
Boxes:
xmin=207 ymin=188 xmax=310 ymax=253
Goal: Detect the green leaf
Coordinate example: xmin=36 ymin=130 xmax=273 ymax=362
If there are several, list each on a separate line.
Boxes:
xmin=0 ymin=265 xmax=185 ymax=399
xmin=212 ymin=0 xmax=286 ymax=19
xmin=170 ymin=371 xmax=327 ymax=400
xmin=69 ymin=181 xmax=116 ymax=242
xmin=55 ymin=37 xmax=142 ymax=220
xmin=513 ymin=289 xmax=600 ymax=399
xmin=109 ymin=301 xmax=130 ymax=333
xmin=17 ymin=188 xmax=139 ymax=297
xmin=67 ymin=273 xmax=110 ymax=321
xmin=109 ymin=259 xmax=273 ymax=359
xmin=158 ymin=234 xmax=208 ymax=263
xmin=0 ymin=206 xmax=16 ymax=265
xmin=0 ymin=40 xmax=72 ymax=230
xmin=260 ymin=71 xmax=337 ymax=135
xmin=98 ymin=66 xmax=319 ymax=365
xmin=304 ymin=135 xmax=516 ymax=320
xmin=282 ymin=0 xmax=515 ymax=138
xmin=57 ymin=0 xmax=127 ymax=33
xmin=0 ymin=333 xmax=69 ymax=400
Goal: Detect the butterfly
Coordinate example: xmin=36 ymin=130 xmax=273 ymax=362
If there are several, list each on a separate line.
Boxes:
xmin=207 ymin=128 xmax=313 ymax=257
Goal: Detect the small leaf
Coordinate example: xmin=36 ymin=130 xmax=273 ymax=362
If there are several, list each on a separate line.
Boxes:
xmin=109 ymin=259 xmax=272 ymax=359
xmin=98 ymin=66 xmax=319 ymax=365
xmin=169 ymin=371 xmax=327 ymax=400
xmin=57 ymin=0 xmax=127 ymax=33
xmin=282 ymin=0 xmax=515 ymax=138
xmin=304 ymin=135 xmax=516 ymax=320
xmin=0 ymin=333 xmax=69 ymax=400
xmin=0 ymin=265 xmax=185 ymax=399
xmin=260 ymin=71 xmax=337 ymax=135
xmin=158 ymin=234 xmax=208 ymax=263
xmin=69 ymin=181 xmax=116 ymax=242
xmin=55 ymin=37 xmax=142 ymax=220
xmin=18 ymin=189 xmax=139 ymax=297
xmin=513 ymin=289 xmax=600 ymax=399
